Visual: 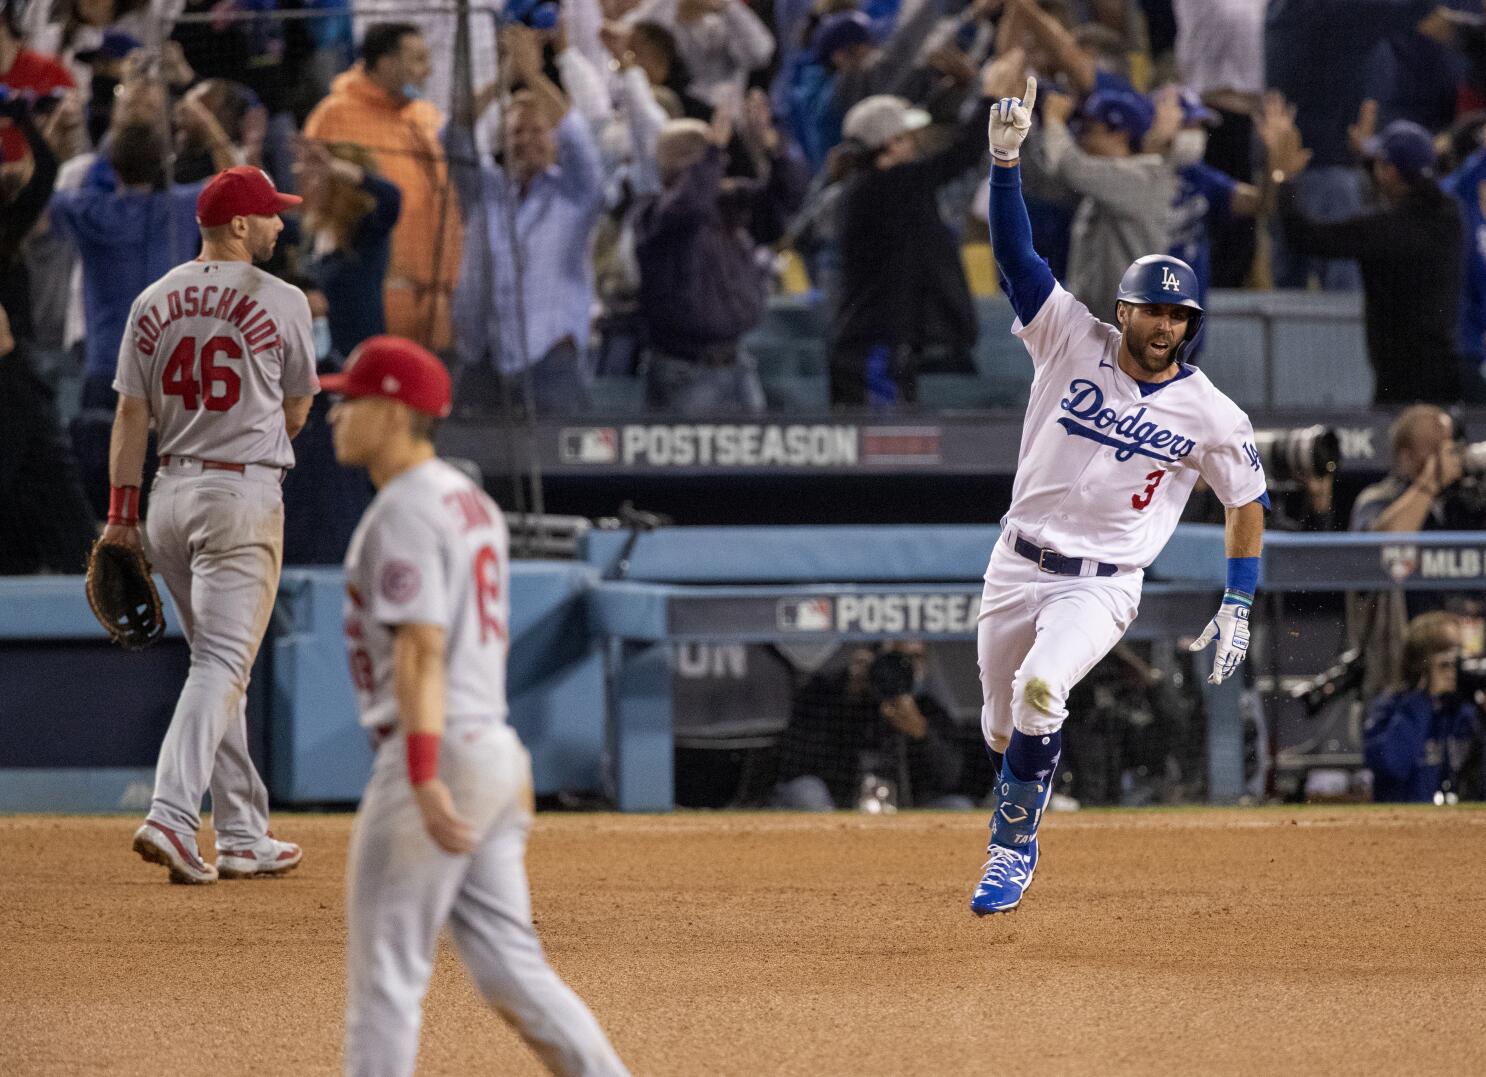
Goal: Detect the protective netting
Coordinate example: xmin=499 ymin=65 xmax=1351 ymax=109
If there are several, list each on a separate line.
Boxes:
xmin=670 ymin=637 xmax=1221 ymax=811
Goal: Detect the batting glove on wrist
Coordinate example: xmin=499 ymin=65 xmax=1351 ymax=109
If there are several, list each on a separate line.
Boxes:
xmin=988 ymin=76 xmax=1037 ymax=162
xmin=1189 ymin=593 xmax=1251 ymax=685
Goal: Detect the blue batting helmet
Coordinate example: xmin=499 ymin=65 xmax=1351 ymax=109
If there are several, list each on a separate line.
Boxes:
xmin=1115 ymin=254 xmax=1204 ymax=363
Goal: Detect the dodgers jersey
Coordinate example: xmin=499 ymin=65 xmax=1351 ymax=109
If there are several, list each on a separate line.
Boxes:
xmin=1005 ymin=283 xmax=1267 ymax=568
xmin=343 ymin=459 xmax=511 ymax=730
xmin=114 ymin=260 xmax=318 ymax=468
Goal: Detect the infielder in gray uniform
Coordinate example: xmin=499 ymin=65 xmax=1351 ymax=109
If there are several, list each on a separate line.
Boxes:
xmin=326 ymin=336 xmax=628 ymax=1077
xmin=107 ymin=166 xmax=318 ymax=884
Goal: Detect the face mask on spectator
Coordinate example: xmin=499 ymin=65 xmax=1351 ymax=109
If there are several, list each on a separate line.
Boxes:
xmin=400 ymin=82 xmax=424 ymax=102
xmin=1171 ymin=128 xmax=1207 ymax=168
xmin=313 ymin=317 xmax=333 ymax=361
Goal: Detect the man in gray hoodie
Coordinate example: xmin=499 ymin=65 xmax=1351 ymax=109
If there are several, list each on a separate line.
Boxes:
xmin=1036 ymin=83 xmax=1178 ymax=323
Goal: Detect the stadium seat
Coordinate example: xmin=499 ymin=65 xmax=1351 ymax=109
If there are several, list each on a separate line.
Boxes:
xmin=918 ymin=373 xmax=1000 ymax=409
xmin=761 ymin=374 xmax=831 ymax=411
xmin=590 ymin=375 xmax=646 ymax=414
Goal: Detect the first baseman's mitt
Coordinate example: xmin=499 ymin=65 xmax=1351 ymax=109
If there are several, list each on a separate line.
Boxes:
xmin=86 ymin=541 xmax=166 ymax=650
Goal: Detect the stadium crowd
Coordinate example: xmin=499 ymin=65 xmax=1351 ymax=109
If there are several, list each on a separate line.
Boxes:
xmin=13 ymin=1 xmax=1486 ymax=428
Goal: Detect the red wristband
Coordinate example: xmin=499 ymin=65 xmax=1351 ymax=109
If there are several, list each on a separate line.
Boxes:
xmin=406 ymin=732 xmax=441 ymax=785
xmin=107 ymin=485 xmax=141 ymax=526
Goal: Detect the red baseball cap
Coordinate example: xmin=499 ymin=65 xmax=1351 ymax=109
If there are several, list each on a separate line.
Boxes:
xmin=196 ymin=166 xmax=303 ymax=227
xmin=321 ymin=336 xmax=453 ymax=418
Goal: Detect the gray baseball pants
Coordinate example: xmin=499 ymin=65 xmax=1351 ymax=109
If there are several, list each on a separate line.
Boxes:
xmin=344 ymin=720 xmax=628 ymax=1077
xmin=143 ymin=457 xmax=284 ymax=847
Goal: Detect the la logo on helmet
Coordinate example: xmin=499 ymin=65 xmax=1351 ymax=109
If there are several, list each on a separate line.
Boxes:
xmin=1160 ymin=267 xmax=1182 ymax=292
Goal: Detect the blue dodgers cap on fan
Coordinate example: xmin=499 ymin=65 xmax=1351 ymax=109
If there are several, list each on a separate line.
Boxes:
xmin=1362 ymin=119 xmax=1437 ymax=179
xmin=1078 ymin=87 xmax=1155 ymax=147
xmin=76 ymin=29 xmax=143 ymax=63
xmin=811 ymin=12 xmax=874 ymax=65
xmin=1177 ymin=87 xmax=1219 ymax=127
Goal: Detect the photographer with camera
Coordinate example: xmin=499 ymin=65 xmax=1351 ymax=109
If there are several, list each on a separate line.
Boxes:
xmin=1364 ymin=612 xmax=1484 ymax=803
xmin=772 ymin=642 xmax=973 ymax=811
xmin=1349 ymin=404 xmax=1486 ymax=698
xmin=1351 ymin=405 xmax=1474 ymax=536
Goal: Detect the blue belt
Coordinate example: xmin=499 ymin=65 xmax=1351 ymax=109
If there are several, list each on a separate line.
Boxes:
xmin=1011 ymin=534 xmax=1119 ymax=577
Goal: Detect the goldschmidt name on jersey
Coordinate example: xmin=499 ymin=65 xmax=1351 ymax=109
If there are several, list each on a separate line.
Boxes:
xmin=132 ymin=283 xmax=283 ymax=357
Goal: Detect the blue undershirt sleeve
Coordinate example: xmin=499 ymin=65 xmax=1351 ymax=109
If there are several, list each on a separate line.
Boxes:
xmin=988 ymin=163 xmax=1056 ymax=326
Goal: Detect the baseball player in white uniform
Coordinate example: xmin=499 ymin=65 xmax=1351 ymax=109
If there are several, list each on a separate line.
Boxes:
xmin=325 ymin=337 xmax=629 ymax=1077
xmin=108 ymin=166 xmax=318 ymax=884
xmin=969 ymin=79 xmax=1268 ymax=915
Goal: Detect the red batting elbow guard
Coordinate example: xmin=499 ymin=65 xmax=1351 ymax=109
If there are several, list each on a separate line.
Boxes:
xmin=406 ymin=732 xmax=441 ymax=785
xmin=107 ymin=485 xmax=140 ymax=526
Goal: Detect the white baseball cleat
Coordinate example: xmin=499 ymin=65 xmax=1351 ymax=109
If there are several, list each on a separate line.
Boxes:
xmin=215 ymin=833 xmax=303 ymax=879
xmin=132 ymin=820 xmax=218 ymax=885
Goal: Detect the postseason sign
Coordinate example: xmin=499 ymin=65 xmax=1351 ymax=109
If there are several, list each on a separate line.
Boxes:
xmin=661 ymin=585 xmax=1214 ymax=643
xmin=565 ymin=423 xmax=862 ymax=468
xmin=438 ymin=411 xmax=1409 ymax=478
xmin=668 ymin=589 xmax=983 ymax=640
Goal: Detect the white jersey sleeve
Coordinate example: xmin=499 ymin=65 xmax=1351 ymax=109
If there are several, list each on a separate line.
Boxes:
xmin=1012 ymin=283 xmax=1120 ymax=373
xmin=362 ymin=505 xmax=449 ymax=629
xmin=1196 ymin=411 xmax=1269 ymax=509
xmin=343 ymin=460 xmax=511 ymax=730
xmin=114 ymin=292 xmax=152 ymax=400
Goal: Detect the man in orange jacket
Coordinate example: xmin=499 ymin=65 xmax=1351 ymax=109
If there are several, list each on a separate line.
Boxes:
xmin=305 ymin=23 xmax=461 ymax=352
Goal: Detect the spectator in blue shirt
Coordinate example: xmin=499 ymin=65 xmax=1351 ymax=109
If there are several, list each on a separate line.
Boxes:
xmin=49 ymin=118 xmax=205 ymax=517
xmin=787 ymin=0 xmax=948 ymax=175
xmin=1442 ymin=138 xmax=1486 ymax=400
xmin=1365 ymin=612 xmax=1485 ymax=803
xmin=445 ymin=26 xmax=605 ymax=417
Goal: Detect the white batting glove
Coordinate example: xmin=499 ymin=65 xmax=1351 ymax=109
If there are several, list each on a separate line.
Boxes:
xmin=988 ymin=76 xmax=1037 ymax=162
xmin=1189 ymin=597 xmax=1251 ymax=685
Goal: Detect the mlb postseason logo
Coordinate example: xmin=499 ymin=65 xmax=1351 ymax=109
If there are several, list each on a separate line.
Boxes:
xmin=1380 ymin=544 xmax=1418 ymax=583
xmin=558 ymin=427 xmax=618 ymax=465
xmin=1161 ymin=266 xmax=1182 ymax=292
xmin=776 ymin=598 xmax=833 ymax=632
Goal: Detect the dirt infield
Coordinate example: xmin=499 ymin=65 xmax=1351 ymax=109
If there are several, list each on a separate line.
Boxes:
xmin=2 ymin=808 xmax=1484 ymax=1076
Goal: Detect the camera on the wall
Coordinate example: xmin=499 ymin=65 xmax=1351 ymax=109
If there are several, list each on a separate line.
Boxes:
xmin=1253 ymin=424 xmax=1340 ymax=486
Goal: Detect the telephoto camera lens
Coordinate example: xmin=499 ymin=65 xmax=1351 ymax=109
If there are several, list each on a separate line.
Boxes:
xmin=1460 ymin=441 xmax=1486 ymax=475
xmin=1253 ymin=425 xmax=1341 ymax=484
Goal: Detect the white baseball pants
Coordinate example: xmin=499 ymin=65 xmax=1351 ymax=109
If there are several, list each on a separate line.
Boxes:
xmin=345 ymin=720 xmax=629 ymax=1077
xmin=144 ymin=458 xmax=284 ymax=847
xmin=977 ymin=533 xmax=1143 ymax=753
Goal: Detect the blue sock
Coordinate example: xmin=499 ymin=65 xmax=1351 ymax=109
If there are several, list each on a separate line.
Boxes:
xmin=1004 ymin=728 xmax=1062 ymax=783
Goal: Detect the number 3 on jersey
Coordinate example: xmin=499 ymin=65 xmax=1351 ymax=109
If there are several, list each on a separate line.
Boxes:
xmin=1131 ymin=469 xmax=1165 ymax=511
xmin=163 ymin=335 xmax=242 ymax=411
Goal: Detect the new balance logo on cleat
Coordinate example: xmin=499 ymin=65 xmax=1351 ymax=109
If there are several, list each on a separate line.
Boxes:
xmin=970 ymin=840 xmax=1039 ymax=916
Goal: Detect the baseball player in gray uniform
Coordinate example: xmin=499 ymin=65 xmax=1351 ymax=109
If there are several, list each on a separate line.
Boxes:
xmin=325 ymin=336 xmax=628 ymax=1077
xmin=108 ymin=166 xmax=318 ymax=884
xmin=969 ymin=79 xmax=1268 ymax=915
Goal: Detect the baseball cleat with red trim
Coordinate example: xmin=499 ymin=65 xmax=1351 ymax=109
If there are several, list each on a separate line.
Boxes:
xmin=216 ymin=834 xmax=303 ymax=879
xmin=132 ymin=820 xmax=218 ymax=885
